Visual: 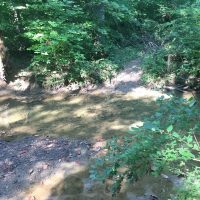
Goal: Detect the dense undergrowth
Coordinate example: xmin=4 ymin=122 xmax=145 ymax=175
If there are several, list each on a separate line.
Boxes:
xmin=141 ymin=1 xmax=200 ymax=89
xmin=1 ymin=0 xmax=200 ymax=88
xmin=90 ymin=96 xmax=200 ymax=199
xmin=1 ymin=0 xmax=138 ymax=87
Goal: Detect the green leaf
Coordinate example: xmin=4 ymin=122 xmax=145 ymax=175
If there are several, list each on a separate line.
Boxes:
xmin=193 ymin=144 xmax=199 ymax=150
xmin=172 ymin=132 xmax=180 ymax=138
xmin=189 ymin=99 xmax=196 ymax=108
xmin=50 ymin=31 xmax=58 ymax=37
xmin=187 ymin=136 xmax=193 ymax=143
xmin=179 ymin=148 xmax=195 ymax=159
xmin=48 ymin=21 xmax=58 ymax=27
xmin=167 ymin=125 xmax=173 ymax=132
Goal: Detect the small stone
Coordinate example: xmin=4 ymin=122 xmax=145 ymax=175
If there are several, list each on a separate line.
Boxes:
xmin=47 ymin=143 xmax=54 ymax=148
xmin=28 ymin=196 xmax=36 ymax=200
xmin=0 ymin=173 xmax=5 ymax=179
xmin=81 ymin=148 xmax=87 ymax=155
xmin=161 ymin=173 xmax=169 ymax=179
xmin=29 ymin=169 xmax=34 ymax=175
xmin=43 ymin=164 xmax=48 ymax=170
xmin=94 ymin=147 xmax=101 ymax=152
xmin=150 ymin=195 xmax=158 ymax=200
xmin=40 ymin=181 xmax=44 ymax=185
xmin=14 ymin=179 xmax=18 ymax=184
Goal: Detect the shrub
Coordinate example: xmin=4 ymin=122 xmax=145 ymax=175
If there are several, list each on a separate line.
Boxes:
xmin=22 ymin=0 xmax=137 ymax=87
xmin=90 ymin=96 xmax=200 ymax=198
xmin=141 ymin=2 xmax=200 ymax=87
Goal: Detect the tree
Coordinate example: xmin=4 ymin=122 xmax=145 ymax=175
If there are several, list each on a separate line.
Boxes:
xmin=0 ymin=37 xmax=7 ymax=81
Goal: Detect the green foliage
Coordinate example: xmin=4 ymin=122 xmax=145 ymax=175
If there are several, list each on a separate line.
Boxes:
xmin=140 ymin=1 xmax=200 ymax=87
xmin=0 ymin=1 xmax=24 ymax=50
xmin=109 ymin=46 xmax=138 ymax=66
xmin=1 ymin=0 xmax=200 ymax=87
xmin=90 ymin=96 xmax=200 ymax=198
xmin=174 ymin=168 xmax=200 ymax=200
xmin=23 ymin=0 xmax=107 ymax=86
xmin=1 ymin=0 xmax=138 ymax=87
xmin=163 ymin=5 xmax=200 ymax=78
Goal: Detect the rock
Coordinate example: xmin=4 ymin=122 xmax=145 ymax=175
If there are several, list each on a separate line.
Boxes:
xmin=42 ymin=164 xmax=48 ymax=170
xmin=29 ymin=169 xmax=34 ymax=175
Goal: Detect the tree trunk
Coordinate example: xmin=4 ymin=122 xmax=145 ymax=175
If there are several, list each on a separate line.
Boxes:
xmin=167 ymin=54 xmax=172 ymax=73
xmin=0 ymin=38 xmax=7 ymax=81
xmin=0 ymin=57 xmax=5 ymax=81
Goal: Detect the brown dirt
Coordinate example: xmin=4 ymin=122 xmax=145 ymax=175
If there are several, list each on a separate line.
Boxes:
xmin=0 ymin=60 xmax=171 ymax=200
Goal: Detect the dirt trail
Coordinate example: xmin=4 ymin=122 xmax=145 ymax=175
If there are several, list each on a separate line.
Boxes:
xmin=0 ymin=60 xmax=171 ymax=200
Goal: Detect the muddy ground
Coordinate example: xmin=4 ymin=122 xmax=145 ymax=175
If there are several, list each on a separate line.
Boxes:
xmin=0 ymin=60 xmax=178 ymax=200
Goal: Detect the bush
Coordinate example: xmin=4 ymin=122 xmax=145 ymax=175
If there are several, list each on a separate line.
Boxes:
xmin=1 ymin=0 xmax=200 ymax=88
xmin=141 ymin=2 xmax=200 ymax=88
xmin=22 ymin=0 xmax=138 ymax=87
xmin=90 ymin=96 xmax=200 ymax=198
xmin=1 ymin=0 xmax=138 ymax=87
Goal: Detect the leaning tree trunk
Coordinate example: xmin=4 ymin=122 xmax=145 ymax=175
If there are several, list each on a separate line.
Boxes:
xmin=0 ymin=38 xmax=6 ymax=81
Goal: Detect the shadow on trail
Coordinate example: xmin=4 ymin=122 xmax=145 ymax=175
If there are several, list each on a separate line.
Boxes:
xmin=0 ymin=135 xmax=92 ymax=200
xmin=6 ymin=52 xmax=32 ymax=84
xmin=0 ymin=85 xmax=158 ymax=200
xmin=0 ymin=87 xmax=157 ymax=141
xmin=114 ymin=80 xmax=141 ymax=93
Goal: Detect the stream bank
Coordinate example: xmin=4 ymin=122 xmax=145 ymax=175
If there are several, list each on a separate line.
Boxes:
xmin=0 ymin=60 xmax=183 ymax=200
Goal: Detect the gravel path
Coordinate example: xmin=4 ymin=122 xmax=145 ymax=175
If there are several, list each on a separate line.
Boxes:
xmin=0 ymin=60 xmax=168 ymax=200
xmin=94 ymin=59 xmax=143 ymax=94
xmin=66 ymin=59 xmax=164 ymax=99
xmin=56 ymin=59 xmax=145 ymax=95
xmin=0 ymin=136 xmax=95 ymax=200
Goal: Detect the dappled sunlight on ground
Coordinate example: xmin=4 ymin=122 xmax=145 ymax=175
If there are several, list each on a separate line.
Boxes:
xmin=0 ymin=59 xmax=169 ymax=142
xmin=0 ymin=59 xmax=173 ymax=200
xmin=20 ymin=159 xmax=174 ymax=200
xmin=21 ymin=162 xmax=87 ymax=200
xmin=0 ymin=91 xmax=158 ymax=141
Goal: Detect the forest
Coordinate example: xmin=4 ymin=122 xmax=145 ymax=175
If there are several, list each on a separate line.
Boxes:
xmin=1 ymin=0 xmax=199 ymax=88
xmin=0 ymin=0 xmax=200 ymax=200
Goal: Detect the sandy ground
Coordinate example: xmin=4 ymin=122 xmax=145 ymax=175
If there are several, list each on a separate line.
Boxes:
xmin=0 ymin=60 xmax=173 ymax=200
